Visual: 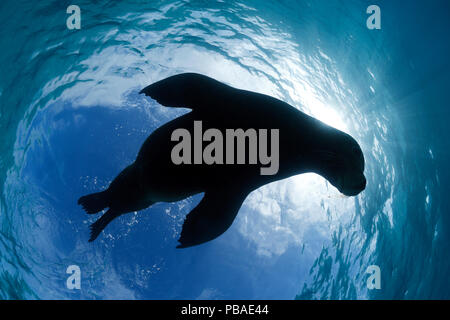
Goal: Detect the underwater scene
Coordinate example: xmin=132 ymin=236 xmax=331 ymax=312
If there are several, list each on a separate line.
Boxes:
xmin=0 ymin=0 xmax=449 ymax=299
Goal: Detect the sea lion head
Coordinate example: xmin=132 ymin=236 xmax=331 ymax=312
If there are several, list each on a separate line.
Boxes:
xmin=310 ymin=129 xmax=366 ymax=196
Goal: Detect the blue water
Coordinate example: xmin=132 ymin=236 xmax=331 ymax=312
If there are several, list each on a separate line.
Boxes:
xmin=1 ymin=0 xmax=449 ymax=299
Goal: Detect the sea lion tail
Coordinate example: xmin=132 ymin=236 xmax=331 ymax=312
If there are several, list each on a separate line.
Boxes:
xmin=78 ymin=191 xmax=109 ymax=214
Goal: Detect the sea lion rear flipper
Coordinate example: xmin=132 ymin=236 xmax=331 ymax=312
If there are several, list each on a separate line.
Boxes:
xmin=176 ymin=189 xmax=247 ymax=248
xmin=78 ymin=191 xmax=109 ymax=214
xmin=88 ymin=209 xmax=119 ymax=242
xmin=140 ymin=73 xmax=230 ymax=111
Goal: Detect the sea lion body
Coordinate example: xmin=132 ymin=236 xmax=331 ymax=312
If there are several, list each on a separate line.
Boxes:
xmin=78 ymin=73 xmax=366 ymax=247
xmin=135 ymin=104 xmax=308 ymax=201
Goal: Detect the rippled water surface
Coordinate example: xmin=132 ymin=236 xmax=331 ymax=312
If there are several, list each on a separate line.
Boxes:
xmin=0 ymin=0 xmax=449 ymax=299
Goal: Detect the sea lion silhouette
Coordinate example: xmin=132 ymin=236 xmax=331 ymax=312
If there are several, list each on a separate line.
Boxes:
xmin=78 ymin=73 xmax=366 ymax=247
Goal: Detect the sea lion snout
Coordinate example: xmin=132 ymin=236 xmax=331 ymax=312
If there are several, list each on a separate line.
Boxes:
xmin=356 ymin=175 xmax=367 ymax=190
xmin=340 ymin=171 xmax=366 ymax=196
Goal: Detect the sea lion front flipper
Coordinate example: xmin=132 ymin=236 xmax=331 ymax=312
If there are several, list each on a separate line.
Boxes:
xmin=140 ymin=73 xmax=231 ymax=111
xmin=176 ymin=189 xmax=247 ymax=248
